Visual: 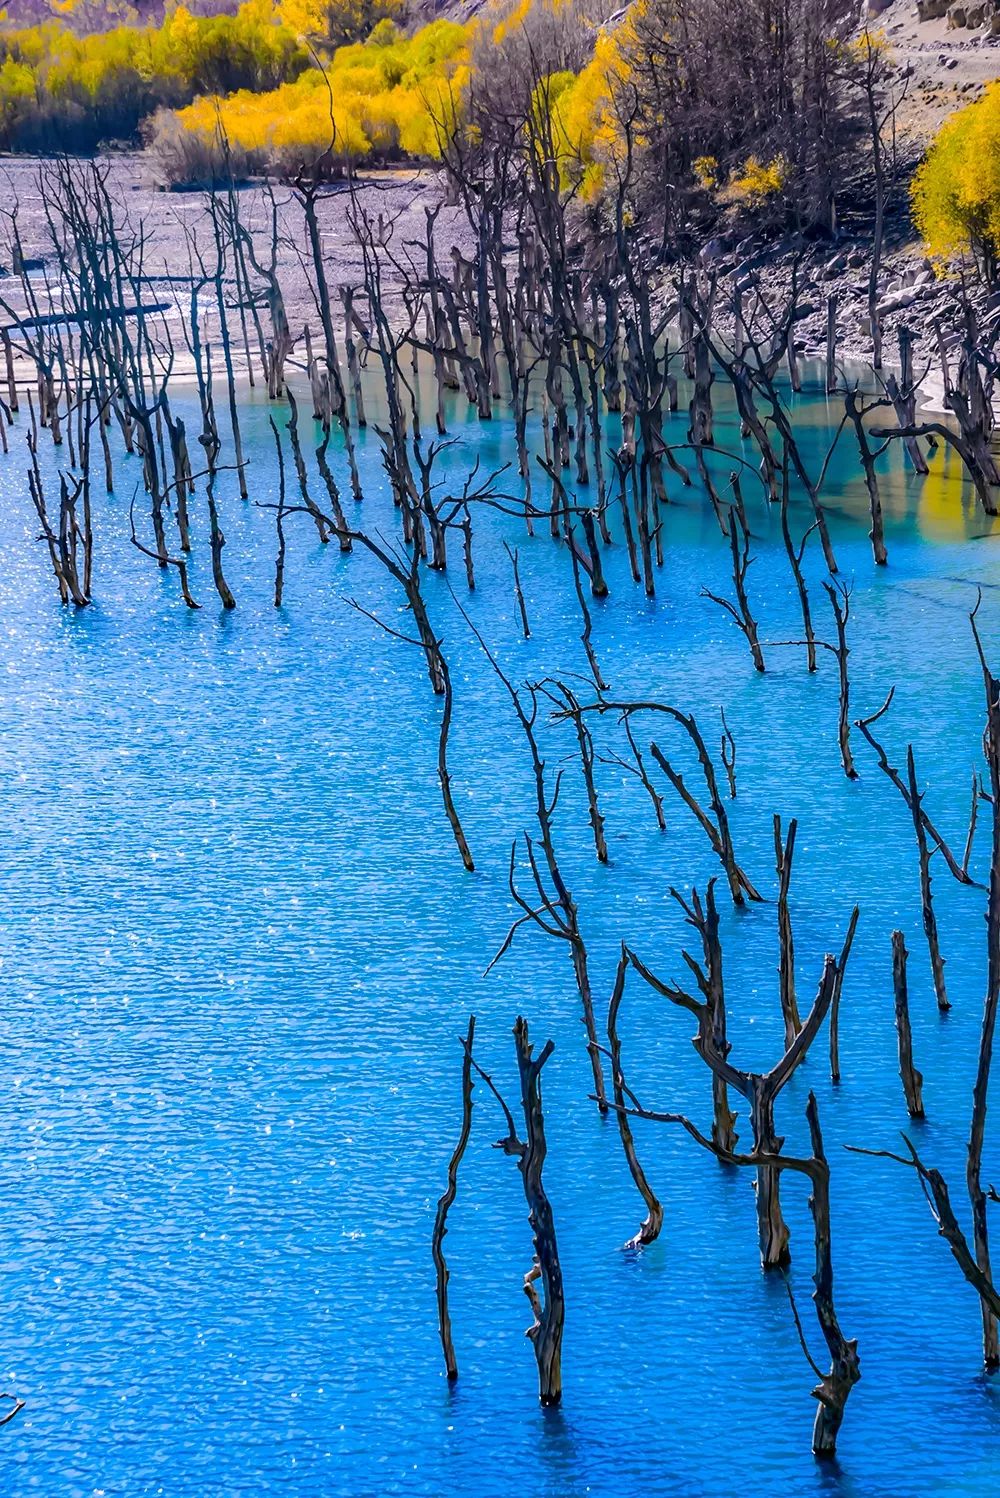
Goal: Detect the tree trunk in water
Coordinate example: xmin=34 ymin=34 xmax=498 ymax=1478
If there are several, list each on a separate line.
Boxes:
xmin=774 ymin=815 xmax=801 ymax=1047
xmin=513 ymin=1018 xmax=564 ymax=1406
xmin=750 ymin=1080 xmax=790 ymax=1270
xmin=608 ymin=949 xmax=664 ymax=1249
xmin=969 ymin=612 xmax=1000 ymax=1369
xmin=906 ymin=746 xmax=949 ymax=1013
xmin=431 ymin=1015 xmax=476 ymax=1380
xmin=892 ymin=930 xmax=924 ymax=1119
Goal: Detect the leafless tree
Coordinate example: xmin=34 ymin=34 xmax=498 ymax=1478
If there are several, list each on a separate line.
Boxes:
xmin=432 ymin=1015 xmax=477 ymax=1381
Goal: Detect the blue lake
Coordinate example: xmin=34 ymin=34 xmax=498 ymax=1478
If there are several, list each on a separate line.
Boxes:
xmin=2 ymin=363 xmax=1000 ymax=1496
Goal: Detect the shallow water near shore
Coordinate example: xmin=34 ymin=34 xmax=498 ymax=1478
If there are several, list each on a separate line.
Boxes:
xmin=3 ymin=360 xmax=1000 ymax=1496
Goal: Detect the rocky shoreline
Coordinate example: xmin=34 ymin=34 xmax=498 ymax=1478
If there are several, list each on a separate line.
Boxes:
xmin=679 ymin=230 xmax=978 ymax=412
xmin=0 ymin=145 xmax=988 ymax=419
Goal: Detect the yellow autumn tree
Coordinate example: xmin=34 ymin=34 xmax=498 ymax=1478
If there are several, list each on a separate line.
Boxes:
xmin=0 ymin=0 xmax=309 ymax=148
xmin=728 ymin=154 xmax=787 ymax=206
xmin=0 ymin=55 xmax=34 ymax=145
xmin=912 ymin=82 xmax=1000 ymax=279
xmin=550 ymin=27 xmax=629 ymax=200
xmin=161 ymin=15 xmax=471 ymax=183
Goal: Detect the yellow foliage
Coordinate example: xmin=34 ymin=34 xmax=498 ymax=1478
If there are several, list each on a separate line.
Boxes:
xmin=844 ymin=26 xmax=890 ymax=62
xmin=181 ymin=71 xmax=366 ymax=164
xmin=693 ymin=155 xmax=718 ymax=189
xmin=548 ymin=27 xmax=630 ymax=198
xmin=912 ymin=82 xmax=1000 ymax=272
xmin=171 ymin=16 xmax=471 ymax=175
xmin=729 ymin=154 xmax=787 ymax=204
xmin=0 ymin=54 xmax=34 ymax=128
xmin=0 ymin=0 xmax=309 ymax=146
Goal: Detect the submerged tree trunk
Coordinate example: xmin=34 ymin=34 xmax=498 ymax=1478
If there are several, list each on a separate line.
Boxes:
xmin=432 ymin=1015 xmax=476 ymax=1381
xmin=608 ymin=948 xmax=664 ymax=1250
xmin=892 ymin=931 xmax=924 ymax=1119
xmin=513 ymin=1018 xmax=564 ymax=1406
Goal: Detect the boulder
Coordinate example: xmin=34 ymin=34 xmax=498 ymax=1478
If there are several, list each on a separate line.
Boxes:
xmin=875 ymin=284 xmax=937 ymax=317
xmin=876 ymin=289 xmax=917 ymax=316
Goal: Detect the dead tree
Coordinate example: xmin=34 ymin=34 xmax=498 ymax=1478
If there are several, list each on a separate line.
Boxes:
xmin=512 ymin=1016 xmax=564 ymax=1406
xmin=262 ymin=477 xmax=476 ymax=872
xmin=598 ymin=708 xmax=667 ymax=833
xmin=775 ymin=815 xmax=801 ymax=1048
xmin=128 ymin=490 xmax=198 ymax=610
xmin=647 ymin=723 xmax=761 ymax=906
xmin=906 ymin=745 xmax=950 ymax=1014
xmin=26 ymin=415 xmax=89 ymax=607
xmin=544 ymin=681 xmax=608 ymax=864
xmin=469 ymin=631 xmax=607 ymax=1110
xmin=432 ymin=1015 xmax=476 ymax=1381
xmin=340 ymin=286 xmax=368 ymax=428
xmin=884 ymin=327 xmax=929 ymax=476
xmin=606 ymin=1062 xmax=860 ymax=1452
xmin=629 ymin=892 xmax=858 ymax=1269
xmin=823 ymin=581 xmax=858 ymax=781
xmin=720 ymin=710 xmax=738 ymax=800
xmin=701 ymin=495 xmax=765 ymax=672
xmin=779 ymin=455 xmax=819 ymax=674
xmin=855 ymin=688 xmax=977 ymax=886
xmin=206 ymin=471 xmax=236 ymax=611
xmin=226 ymin=186 xmax=293 ymax=398
xmin=855 ymin=600 xmax=1000 ymax=1371
xmin=315 ymin=433 xmax=353 ymax=554
xmin=891 ymin=931 xmax=924 ymax=1119
xmin=538 ymin=457 xmax=609 ymax=691
xmin=700 ymin=279 xmax=839 ymax=572
xmin=843 ymin=386 xmax=888 ymax=567
xmin=294 ymin=172 xmax=362 ymax=503
xmin=346 ymin=552 xmax=475 ymax=872
xmin=769 ymin=577 xmax=858 ymax=778
xmin=798 ymin=1093 xmax=863 ymax=1457
xmin=207 ymin=194 xmax=249 ymax=502
xmin=548 ymin=697 xmax=760 ymax=906
xmin=628 ymin=882 xmax=738 ymax=1158
xmin=504 ymin=541 xmax=531 ymax=639
xmin=828 ymin=923 xmax=856 ymax=1087
xmin=687 ymin=324 xmax=715 ymax=448
xmin=969 ymin=595 xmax=1000 ymax=1368
xmin=466 ymin=1018 xmax=565 ymax=1405
xmin=286 ymin=389 xmax=331 ymax=544
xmin=872 ymin=316 xmax=1000 ymax=516
xmin=605 ymin=945 xmax=665 ymax=1249
xmin=270 ymin=417 xmax=287 ymax=607
xmin=857 ymin=1132 xmax=1000 ymax=1375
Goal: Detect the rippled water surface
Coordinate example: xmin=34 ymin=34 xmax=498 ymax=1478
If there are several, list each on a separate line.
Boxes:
xmin=3 ymin=364 xmax=1000 ymax=1496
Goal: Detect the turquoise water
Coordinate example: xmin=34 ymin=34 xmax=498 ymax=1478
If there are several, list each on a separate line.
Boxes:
xmin=2 ymin=364 xmax=1000 ymax=1496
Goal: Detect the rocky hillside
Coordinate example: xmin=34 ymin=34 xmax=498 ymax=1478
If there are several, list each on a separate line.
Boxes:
xmin=870 ymin=0 xmax=1000 ymax=142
